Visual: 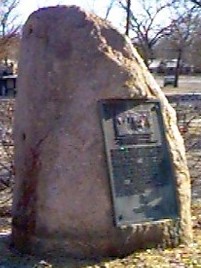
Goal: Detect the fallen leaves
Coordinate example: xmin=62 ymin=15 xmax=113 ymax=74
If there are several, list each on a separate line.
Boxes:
xmin=88 ymin=203 xmax=201 ymax=268
xmin=0 ymin=204 xmax=201 ymax=267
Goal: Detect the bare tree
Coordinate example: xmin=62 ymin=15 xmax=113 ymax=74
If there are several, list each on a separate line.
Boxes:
xmin=188 ymin=18 xmax=201 ymax=71
xmin=0 ymin=0 xmax=20 ymax=64
xmin=104 ymin=0 xmax=116 ymax=20
xmin=158 ymin=1 xmax=200 ymax=87
xmin=171 ymin=12 xmax=198 ymax=86
xmin=117 ymin=0 xmax=178 ymax=65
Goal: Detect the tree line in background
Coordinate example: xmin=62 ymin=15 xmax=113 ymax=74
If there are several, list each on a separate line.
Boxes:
xmin=95 ymin=0 xmax=201 ymax=86
xmin=0 ymin=0 xmax=20 ymax=69
xmin=1 ymin=0 xmax=201 ymax=81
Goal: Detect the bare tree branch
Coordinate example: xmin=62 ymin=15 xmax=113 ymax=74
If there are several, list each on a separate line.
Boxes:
xmin=0 ymin=0 xmax=21 ymax=64
xmin=190 ymin=0 xmax=201 ymax=7
xmin=104 ymin=0 xmax=116 ymax=20
xmin=117 ymin=0 xmax=179 ymax=64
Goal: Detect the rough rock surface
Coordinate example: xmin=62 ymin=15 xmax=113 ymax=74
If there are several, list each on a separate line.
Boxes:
xmin=12 ymin=5 xmax=192 ymax=258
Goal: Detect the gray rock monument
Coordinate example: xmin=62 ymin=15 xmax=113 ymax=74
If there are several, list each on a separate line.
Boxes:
xmin=12 ymin=6 xmax=192 ymax=258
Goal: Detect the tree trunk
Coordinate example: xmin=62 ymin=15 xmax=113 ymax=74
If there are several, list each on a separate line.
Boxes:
xmin=2 ymin=21 xmax=8 ymax=66
xmin=125 ymin=0 xmax=131 ymax=36
xmin=174 ymin=49 xmax=182 ymax=88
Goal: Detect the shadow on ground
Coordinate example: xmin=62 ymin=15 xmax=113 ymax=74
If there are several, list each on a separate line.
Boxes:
xmin=0 ymin=233 xmax=99 ymax=268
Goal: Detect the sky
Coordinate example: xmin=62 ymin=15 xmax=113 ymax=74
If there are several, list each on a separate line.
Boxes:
xmin=15 ymin=0 xmax=125 ymax=30
xmin=15 ymin=0 xmax=171 ymax=36
xmin=16 ymin=0 xmax=90 ymax=21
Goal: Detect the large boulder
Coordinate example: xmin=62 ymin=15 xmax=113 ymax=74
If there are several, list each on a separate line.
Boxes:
xmin=12 ymin=5 xmax=192 ymax=258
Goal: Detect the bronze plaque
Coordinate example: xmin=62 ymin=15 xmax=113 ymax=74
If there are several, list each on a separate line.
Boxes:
xmin=99 ymin=99 xmax=179 ymax=226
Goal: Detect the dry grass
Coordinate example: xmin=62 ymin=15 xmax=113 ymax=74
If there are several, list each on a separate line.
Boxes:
xmin=0 ymin=203 xmax=200 ymax=267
